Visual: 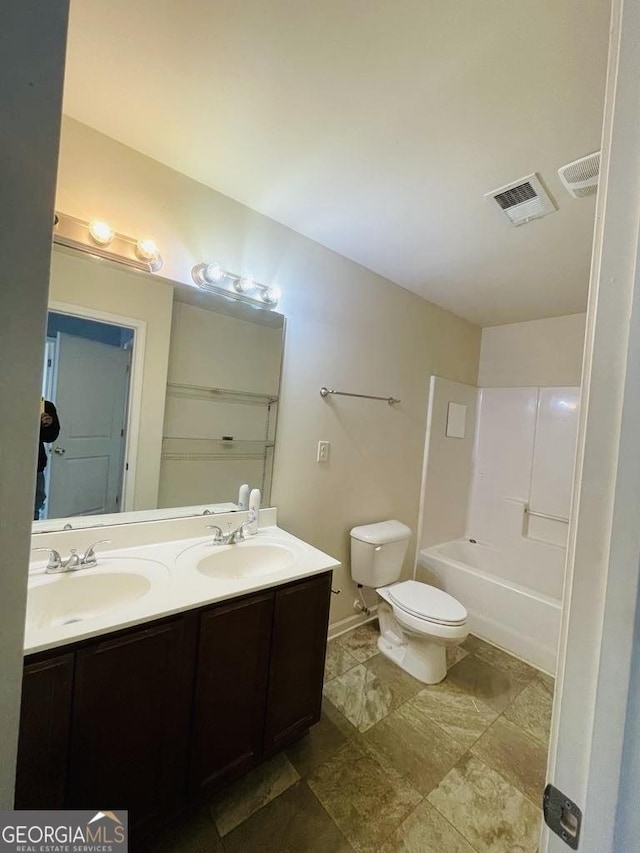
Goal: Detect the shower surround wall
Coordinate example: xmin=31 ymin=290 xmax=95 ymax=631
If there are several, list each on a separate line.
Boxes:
xmin=417 ymin=377 xmax=580 ymax=673
xmin=468 ymin=387 xmax=580 ymax=553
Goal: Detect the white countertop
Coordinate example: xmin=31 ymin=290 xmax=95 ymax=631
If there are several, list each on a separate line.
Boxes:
xmin=26 ymin=523 xmax=340 ymax=655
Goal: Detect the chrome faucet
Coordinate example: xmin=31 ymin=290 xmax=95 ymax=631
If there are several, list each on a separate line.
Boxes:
xmin=227 ymin=521 xmax=252 ymax=544
xmin=81 ymin=539 xmax=112 ymax=568
xmin=206 ymin=521 xmax=253 ymax=546
xmin=31 ymin=539 xmax=112 ymax=574
xmin=31 ymin=547 xmax=63 ymax=573
xmin=206 ymin=525 xmax=225 ymax=545
xmin=64 ymin=549 xmax=83 ymax=570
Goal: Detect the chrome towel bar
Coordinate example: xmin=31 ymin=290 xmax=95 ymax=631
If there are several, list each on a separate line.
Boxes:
xmin=320 ymin=387 xmax=400 ymax=405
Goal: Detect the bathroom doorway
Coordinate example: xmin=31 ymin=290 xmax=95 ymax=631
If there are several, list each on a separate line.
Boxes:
xmin=40 ymin=310 xmax=135 ymax=520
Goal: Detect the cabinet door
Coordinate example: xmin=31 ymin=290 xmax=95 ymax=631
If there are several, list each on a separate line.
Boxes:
xmin=14 ymin=653 xmax=74 ymax=809
xmin=67 ymin=617 xmax=195 ymax=830
xmin=264 ymin=572 xmax=332 ymax=753
xmin=190 ymin=591 xmax=273 ymax=792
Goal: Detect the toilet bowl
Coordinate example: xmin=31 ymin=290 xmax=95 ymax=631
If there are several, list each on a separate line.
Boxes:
xmin=350 ymin=520 xmax=468 ymax=684
xmin=376 ymin=580 xmax=468 ymax=683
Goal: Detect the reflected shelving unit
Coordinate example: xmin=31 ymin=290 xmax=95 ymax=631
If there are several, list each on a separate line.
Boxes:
xmin=160 ymin=383 xmax=278 ymax=507
xmin=165 ymin=383 xmax=278 ymax=407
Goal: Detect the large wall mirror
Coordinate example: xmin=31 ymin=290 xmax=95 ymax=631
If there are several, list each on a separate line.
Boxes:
xmin=33 ymin=244 xmax=284 ymax=532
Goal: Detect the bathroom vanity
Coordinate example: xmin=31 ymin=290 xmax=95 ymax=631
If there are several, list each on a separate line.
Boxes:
xmin=17 ymin=511 xmax=338 ymax=835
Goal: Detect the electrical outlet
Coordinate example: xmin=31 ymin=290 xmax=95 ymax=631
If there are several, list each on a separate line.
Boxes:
xmin=317 ymin=440 xmax=330 ymax=463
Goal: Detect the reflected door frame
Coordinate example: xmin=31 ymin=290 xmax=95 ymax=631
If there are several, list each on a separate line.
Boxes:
xmin=48 ymin=300 xmax=147 ymax=513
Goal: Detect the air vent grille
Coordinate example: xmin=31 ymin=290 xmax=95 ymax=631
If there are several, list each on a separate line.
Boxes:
xmin=484 ymin=173 xmax=556 ymax=226
xmin=558 ymin=152 xmax=600 ymax=199
xmin=494 ymin=182 xmax=538 ymax=210
xmin=573 ymin=185 xmax=597 ymax=198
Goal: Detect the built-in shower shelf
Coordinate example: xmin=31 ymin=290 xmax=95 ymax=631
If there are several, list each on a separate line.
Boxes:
xmin=166 ymin=382 xmax=278 ymax=406
xmin=161 ymin=437 xmax=275 ymax=461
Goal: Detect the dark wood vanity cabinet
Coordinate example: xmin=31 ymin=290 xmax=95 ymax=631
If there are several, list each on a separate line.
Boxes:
xmin=15 ymin=653 xmax=74 ymax=809
xmin=190 ymin=590 xmax=274 ymax=792
xmin=15 ymin=571 xmax=332 ymax=831
xmin=66 ymin=617 xmax=196 ymax=830
xmin=264 ymin=573 xmax=332 ymax=753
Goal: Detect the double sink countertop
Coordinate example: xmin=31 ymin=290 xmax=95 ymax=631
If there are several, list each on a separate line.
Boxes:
xmin=26 ymin=509 xmax=340 ymax=655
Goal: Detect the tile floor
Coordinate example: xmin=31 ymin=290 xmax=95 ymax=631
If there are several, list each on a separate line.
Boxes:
xmin=143 ymin=622 xmax=554 ymax=852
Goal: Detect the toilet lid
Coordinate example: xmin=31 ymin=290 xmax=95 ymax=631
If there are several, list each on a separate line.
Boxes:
xmin=388 ymin=581 xmax=467 ymax=625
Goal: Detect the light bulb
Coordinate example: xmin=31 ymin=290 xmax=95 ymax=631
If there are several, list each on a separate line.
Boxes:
xmin=135 ymin=238 xmax=159 ymax=261
xmin=234 ymin=275 xmax=255 ymax=294
xmin=261 ymin=285 xmax=282 ymax=305
xmin=204 ymin=262 xmax=226 ymax=283
xmin=88 ymin=220 xmax=114 ymax=245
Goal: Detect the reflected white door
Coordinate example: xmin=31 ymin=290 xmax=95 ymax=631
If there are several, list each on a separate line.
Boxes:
xmin=47 ymin=333 xmax=131 ymax=518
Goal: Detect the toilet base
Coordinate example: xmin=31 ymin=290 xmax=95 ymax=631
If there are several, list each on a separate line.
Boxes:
xmin=377 ymin=633 xmax=447 ymax=684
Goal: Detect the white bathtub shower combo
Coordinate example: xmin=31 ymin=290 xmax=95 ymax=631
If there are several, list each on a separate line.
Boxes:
xmin=417 ymin=381 xmax=580 ymax=674
xmin=420 ymin=535 xmax=562 ymax=673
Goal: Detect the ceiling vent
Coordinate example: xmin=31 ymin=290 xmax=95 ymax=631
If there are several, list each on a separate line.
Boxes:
xmin=558 ymin=151 xmax=600 ymax=198
xmin=484 ymin=173 xmax=556 ymax=226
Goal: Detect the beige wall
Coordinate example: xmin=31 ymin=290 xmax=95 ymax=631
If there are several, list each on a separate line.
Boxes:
xmin=49 ymin=247 xmax=174 ymax=509
xmin=479 ymin=314 xmax=586 ymax=388
xmin=418 ymin=377 xmax=478 ymax=550
xmin=167 ymin=301 xmax=282 ymax=394
xmin=55 ymin=117 xmax=481 ymax=627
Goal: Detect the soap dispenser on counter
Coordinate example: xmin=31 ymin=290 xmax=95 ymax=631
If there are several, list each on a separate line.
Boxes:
xmin=247 ymin=488 xmax=261 ymax=535
xmin=238 ymin=483 xmax=250 ymax=510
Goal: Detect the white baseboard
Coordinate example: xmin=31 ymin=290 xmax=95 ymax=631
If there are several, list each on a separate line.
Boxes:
xmin=327 ymin=605 xmax=378 ymax=641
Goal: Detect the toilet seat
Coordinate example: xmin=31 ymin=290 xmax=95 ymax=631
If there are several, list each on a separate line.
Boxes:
xmin=387 ymin=580 xmax=467 ymax=626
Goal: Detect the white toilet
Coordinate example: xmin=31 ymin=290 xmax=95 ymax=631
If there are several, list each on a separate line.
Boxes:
xmin=350 ymin=520 xmax=468 ymax=684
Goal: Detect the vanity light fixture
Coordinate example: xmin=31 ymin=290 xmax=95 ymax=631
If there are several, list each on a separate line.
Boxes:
xmin=191 ymin=263 xmax=282 ymax=310
xmin=204 ymin=262 xmax=226 ymax=283
xmin=191 ymin=262 xmax=228 ymax=286
xmin=234 ymin=274 xmax=255 ymax=294
xmin=88 ymin=219 xmax=115 ymax=246
xmin=261 ymin=285 xmax=282 ymax=305
xmin=54 ymin=212 xmax=164 ymax=273
xmin=135 ymin=237 xmax=160 ymax=263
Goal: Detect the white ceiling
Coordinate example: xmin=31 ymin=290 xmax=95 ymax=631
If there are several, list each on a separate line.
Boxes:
xmin=63 ymin=0 xmax=611 ymax=326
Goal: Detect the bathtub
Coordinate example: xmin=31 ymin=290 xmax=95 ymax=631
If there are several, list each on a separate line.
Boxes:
xmin=418 ymin=539 xmax=562 ymax=674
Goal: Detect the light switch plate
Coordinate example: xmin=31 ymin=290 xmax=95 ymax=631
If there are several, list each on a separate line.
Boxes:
xmin=446 ymin=402 xmax=467 ymax=438
xmin=317 ymin=441 xmax=330 ymax=462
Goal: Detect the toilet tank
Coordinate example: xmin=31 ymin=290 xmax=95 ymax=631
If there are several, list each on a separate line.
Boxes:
xmin=350 ymin=520 xmax=412 ymax=587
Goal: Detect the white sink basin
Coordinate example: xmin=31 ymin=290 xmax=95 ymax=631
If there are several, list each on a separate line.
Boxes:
xmin=196 ymin=542 xmax=297 ymax=580
xmin=26 ymin=559 xmax=167 ymax=631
